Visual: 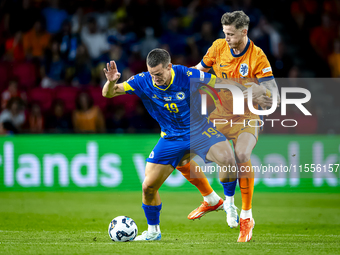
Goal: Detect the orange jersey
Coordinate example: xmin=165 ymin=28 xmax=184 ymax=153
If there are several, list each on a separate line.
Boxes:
xmin=202 ymin=38 xmax=274 ymax=120
xmin=73 ymin=106 xmax=102 ymax=132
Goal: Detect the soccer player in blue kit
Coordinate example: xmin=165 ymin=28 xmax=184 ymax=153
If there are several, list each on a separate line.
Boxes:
xmin=103 ymin=49 xmax=239 ymax=241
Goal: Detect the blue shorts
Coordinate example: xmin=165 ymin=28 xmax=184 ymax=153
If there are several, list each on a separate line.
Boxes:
xmin=146 ymin=124 xmax=227 ymax=168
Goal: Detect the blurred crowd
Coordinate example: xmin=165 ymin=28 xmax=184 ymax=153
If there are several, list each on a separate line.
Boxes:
xmin=0 ymin=0 xmax=339 ymax=134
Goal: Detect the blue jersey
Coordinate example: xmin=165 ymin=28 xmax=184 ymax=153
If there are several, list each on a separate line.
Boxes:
xmin=123 ymin=65 xmax=215 ymax=140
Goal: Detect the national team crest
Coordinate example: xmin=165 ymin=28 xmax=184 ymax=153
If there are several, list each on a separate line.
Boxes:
xmin=239 ymin=63 xmax=249 ymax=76
xmin=176 ymin=92 xmax=185 ymax=100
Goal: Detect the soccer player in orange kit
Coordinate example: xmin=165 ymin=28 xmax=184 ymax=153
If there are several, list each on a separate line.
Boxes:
xmin=181 ymin=11 xmax=280 ymax=242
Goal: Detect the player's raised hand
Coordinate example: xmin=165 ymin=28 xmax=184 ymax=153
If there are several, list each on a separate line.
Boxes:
xmin=253 ymin=95 xmax=273 ymax=109
xmin=103 ymin=61 xmax=121 ymax=83
xmin=243 ymin=82 xmax=266 ymax=99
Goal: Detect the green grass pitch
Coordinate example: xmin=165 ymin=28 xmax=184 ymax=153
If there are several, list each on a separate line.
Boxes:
xmin=1 ymin=191 xmax=340 ymax=254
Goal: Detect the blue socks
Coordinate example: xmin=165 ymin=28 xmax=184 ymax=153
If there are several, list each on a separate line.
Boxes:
xmin=142 ymin=203 xmax=162 ymax=225
xmin=220 ymin=180 xmax=237 ymax=196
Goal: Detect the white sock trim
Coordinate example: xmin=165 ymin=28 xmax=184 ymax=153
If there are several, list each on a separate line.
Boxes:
xmin=148 ymin=224 xmax=160 ymax=233
xmin=203 ymin=191 xmax=220 ymax=205
xmin=224 ymin=195 xmax=234 ymax=206
xmin=240 ymin=209 xmax=252 ymax=219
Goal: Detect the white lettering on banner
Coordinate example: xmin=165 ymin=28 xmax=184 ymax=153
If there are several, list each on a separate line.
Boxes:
xmin=313 ymin=142 xmax=338 ymax=187
xmin=133 ymin=154 xmax=146 ymax=183
xmin=71 ymin=142 xmax=98 ymax=187
xmin=1 ymin=140 xmax=338 ymax=189
xmin=2 ymin=142 xmax=123 ymax=188
xmin=262 ymin=154 xmax=287 ymax=187
xmin=288 ymin=142 xmax=300 ymax=187
xmin=44 ymin=154 xmax=69 ymax=187
xmin=132 ymin=153 xmax=186 ymax=187
xmin=16 ymin=155 xmax=40 ymax=187
xmin=100 ymin=154 xmax=122 ymax=187
xmin=4 ymin=142 xmax=14 ymax=187
xmin=250 ymin=154 xmax=261 ymax=186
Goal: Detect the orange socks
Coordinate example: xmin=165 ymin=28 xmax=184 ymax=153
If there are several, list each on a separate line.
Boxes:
xmin=237 ymin=160 xmax=254 ymax=211
xmin=177 ymin=161 xmax=213 ymax=197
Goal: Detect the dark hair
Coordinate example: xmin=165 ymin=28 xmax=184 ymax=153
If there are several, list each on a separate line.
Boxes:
xmin=221 ymin=11 xmax=250 ymax=30
xmin=87 ymin=16 xmax=96 ymax=24
xmin=8 ymin=78 xmax=18 ymax=86
xmin=75 ymin=91 xmax=93 ymax=111
xmin=6 ymin=97 xmax=23 ymax=110
xmin=52 ymin=99 xmax=65 ymax=109
xmin=146 ymin=48 xmax=171 ymax=68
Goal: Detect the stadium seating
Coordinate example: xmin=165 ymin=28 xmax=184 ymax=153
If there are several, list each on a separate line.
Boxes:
xmin=27 ymin=87 xmax=53 ymax=113
xmin=54 ymin=86 xmax=80 ymax=113
xmin=0 ymin=63 xmax=9 ymax=92
xmin=87 ymin=86 xmax=108 ymax=111
xmin=110 ymin=94 xmax=140 ymax=117
xmin=11 ymin=62 xmax=37 ymax=89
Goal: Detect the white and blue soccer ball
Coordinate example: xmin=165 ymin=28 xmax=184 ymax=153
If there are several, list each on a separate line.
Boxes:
xmin=108 ymin=216 xmax=138 ymax=242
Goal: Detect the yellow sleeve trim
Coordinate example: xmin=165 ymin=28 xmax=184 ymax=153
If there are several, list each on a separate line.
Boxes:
xmin=123 ymin=82 xmax=135 ymax=92
xmin=161 ymin=131 xmax=167 ymax=138
xmin=207 ymin=74 xmax=216 ymax=87
xmin=265 ymin=89 xmax=271 ymax=98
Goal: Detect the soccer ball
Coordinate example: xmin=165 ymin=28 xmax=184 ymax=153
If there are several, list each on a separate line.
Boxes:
xmin=108 ymin=216 xmax=138 ymax=242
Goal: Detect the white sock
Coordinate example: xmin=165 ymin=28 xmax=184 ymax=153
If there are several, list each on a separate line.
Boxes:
xmin=240 ymin=209 xmax=252 ymax=219
xmin=224 ymin=195 xmax=234 ymax=206
xmin=148 ymin=224 xmax=160 ymax=233
xmin=203 ymin=191 xmax=220 ymax=205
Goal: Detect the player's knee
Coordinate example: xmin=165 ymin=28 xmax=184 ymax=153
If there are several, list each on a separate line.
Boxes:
xmin=216 ymin=153 xmax=235 ymax=167
xmin=142 ymin=182 xmax=157 ymax=197
xmin=219 ymin=171 xmax=237 ymax=183
xmin=235 ymin=150 xmax=250 ymax=163
xmin=178 ymin=158 xmax=189 ymax=167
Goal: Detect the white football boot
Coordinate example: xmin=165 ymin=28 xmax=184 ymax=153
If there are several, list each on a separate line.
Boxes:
xmin=134 ymin=231 xmax=161 ymax=241
xmin=224 ymin=202 xmax=239 ymax=228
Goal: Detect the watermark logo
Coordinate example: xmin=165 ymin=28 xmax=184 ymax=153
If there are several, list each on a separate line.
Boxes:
xmin=201 ymin=85 xmax=311 ymax=116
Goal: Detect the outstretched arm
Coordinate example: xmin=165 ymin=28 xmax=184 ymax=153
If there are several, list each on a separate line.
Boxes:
xmin=214 ymin=77 xmax=247 ymax=92
xmin=194 ymin=65 xmax=261 ymax=94
xmin=102 ymin=61 xmax=126 ymax=98
xmin=213 ymin=76 xmax=273 ymax=109
xmin=194 ymin=63 xmax=271 ymax=100
xmin=193 ymin=62 xmax=211 ymax=72
xmin=259 ymin=79 xmax=280 ymax=103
